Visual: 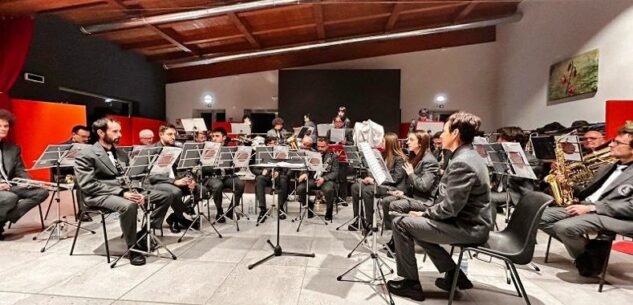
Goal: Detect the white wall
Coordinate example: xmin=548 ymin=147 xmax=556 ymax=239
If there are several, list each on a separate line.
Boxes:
xmin=497 ymin=0 xmax=633 ymax=129
xmin=166 ymin=42 xmax=500 ymax=131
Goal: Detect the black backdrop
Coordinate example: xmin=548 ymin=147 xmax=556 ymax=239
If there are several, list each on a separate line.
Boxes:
xmin=278 ymin=69 xmax=401 ymax=133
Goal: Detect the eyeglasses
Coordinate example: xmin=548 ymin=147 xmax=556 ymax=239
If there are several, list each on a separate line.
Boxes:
xmin=610 ymin=139 xmax=631 ymax=146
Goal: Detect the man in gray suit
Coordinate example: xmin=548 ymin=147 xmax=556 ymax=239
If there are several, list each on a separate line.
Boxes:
xmin=0 ymin=110 xmax=49 ymax=240
xmin=74 ymin=118 xmax=171 ymax=266
xmin=387 ymin=112 xmax=492 ymax=301
xmin=540 ymin=123 xmax=633 ymax=264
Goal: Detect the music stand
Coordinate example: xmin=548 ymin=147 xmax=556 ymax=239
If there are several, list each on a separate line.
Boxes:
xmin=181 ymin=118 xmax=207 ymax=133
xmin=293 ymin=150 xmax=329 ymax=232
xmin=337 ymin=142 xmax=395 ymax=305
xmin=176 ymin=143 xmax=222 ymax=242
xmin=248 ymin=150 xmax=315 ymax=270
xmin=110 ymin=146 xmax=178 ymax=268
xmin=211 ymin=146 xmax=249 ymax=231
xmin=33 ymin=144 xmax=92 ymax=253
xmin=336 ymin=145 xmax=368 ymax=232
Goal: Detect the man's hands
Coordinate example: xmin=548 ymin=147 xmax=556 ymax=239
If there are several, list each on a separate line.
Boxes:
xmin=124 ymin=192 xmax=145 ymax=205
xmin=0 ymin=183 xmax=11 ymax=191
xmin=298 ymin=173 xmax=308 ymax=183
xmin=362 ymin=177 xmax=374 ymax=185
xmin=316 ymin=177 xmax=325 ymax=187
xmin=565 ymin=204 xmax=594 ymax=216
xmin=408 ymin=211 xmax=424 ymax=217
xmin=389 ymin=190 xmax=404 ymax=198
xmin=175 ymin=177 xmax=196 ymax=190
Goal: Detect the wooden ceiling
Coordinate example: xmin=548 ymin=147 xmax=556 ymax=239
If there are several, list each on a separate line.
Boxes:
xmin=0 ymin=0 xmax=521 ymax=82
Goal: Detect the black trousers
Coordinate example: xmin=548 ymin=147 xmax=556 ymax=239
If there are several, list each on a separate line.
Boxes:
xmin=205 ymin=176 xmax=245 ymax=211
xmin=0 ymin=186 xmax=49 ymax=224
xmin=255 ymin=174 xmax=289 ymax=211
xmin=296 ymin=179 xmax=335 ymax=215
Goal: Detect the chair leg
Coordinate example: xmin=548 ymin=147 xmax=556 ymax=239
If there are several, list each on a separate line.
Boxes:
xmin=69 ymin=212 xmax=84 ymax=256
xmin=101 ymin=213 xmax=110 ymax=263
xmin=448 ymin=248 xmax=465 ymax=305
xmin=508 ymin=262 xmax=531 ymax=305
xmin=505 ymin=260 xmax=522 ymax=297
xmin=38 ymin=204 xmax=45 ymax=230
xmin=71 ymin=191 xmax=78 ymax=222
xmin=450 ymin=245 xmax=455 ymax=257
xmin=544 ymin=235 xmax=552 ymax=263
xmin=598 ymin=240 xmax=614 ymax=292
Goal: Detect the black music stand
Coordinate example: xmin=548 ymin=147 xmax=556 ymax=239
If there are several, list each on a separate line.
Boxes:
xmin=211 ymin=146 xmax=249 ymax=231
xmin=110 ymin=146 xmax=177 ymax=268
xmin=337 ymin=143 xmax=395 ymax=305
xmin=32 ymin=144 xmax=92 ymax=253
xmin=336 ymin=145 xmax=368 ymax=231
xmin=176 ymin=143 xmax=222 ymax=242
xmin=293 ymin=150 xmax=329 ymax=232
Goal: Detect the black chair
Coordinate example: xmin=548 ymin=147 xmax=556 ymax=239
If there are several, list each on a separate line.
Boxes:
xmin=448 ymin=191 xmax=553 ymax=305
xmin=69 ymin=201 xmax=113 ymax=263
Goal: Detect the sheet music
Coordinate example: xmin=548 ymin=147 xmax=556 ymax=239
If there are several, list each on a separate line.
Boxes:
xmin=556 ymin=135 xmax=583 ymax=162
xmin=353 ymin=120 xmax=384 ymax=147
xmin=358 ymin=142 xmax=393 ymax=185
xmin=273 ymin=145 xmax=289 ymax=160
xmin=415 ymin=121 xmax=443 ymax=133
xmin=233 ymin=146 xmax=252 ymax=168
xmin=485 ymin=143 xmax=511 ymax=174
xmin=180 ymin=118 xmax=207 ymax=132
xmin=149 ymin=147 xmax=182 ymax=176
xmin=473 ymin=137 xmax=492 ymax=166
xmin=304 ymin=150 xmax=323 ymax=172
xmin=317 ymin=124 xmax=331 ymax=137
xmin=200 ymin=142 xmax=221 ymax=167
xmin=502 ymin=142 xmax=537 ymax=180
xmin=330 ymin=128 xmax=346 ymax=143
xmin=59 ymin=144 xmax=91 ymax=167
xmin=32 ymin=144 xmax=73 ymax=169
xmin=231 ymin=123 xmax=251 ymax=135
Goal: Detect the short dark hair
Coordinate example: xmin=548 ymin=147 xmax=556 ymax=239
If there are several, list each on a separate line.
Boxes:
xmin=317 ymin=137 xmax=329 ymax=144
xmin=194 ymin=131 xmax=206 ymax=137
xmin=0 ymin=110 xmax=16 ymax=126
xmin=159 ymin=124 xmax=176 ymax=134
xmin=71 ymin=125 xmax=89 ymax=134
xmin=432 ymin=131 xmax=442 ymax=140
xmin=272 ymin=117 xmax=284 ymax=126
xmin=92 ymin=118 xmax=119 ymax=135
xmin=212 ymin=127 xmax=227 ymax=137
xmin=265 ymin=136 xmax=277 ymax=145
xmin=497 ymin=126 xmax=527 ymax=148
xmin=618 ymin=121 xmax=633 ymax=148
xmin=446 ymin=112 xmax=481 ymax=145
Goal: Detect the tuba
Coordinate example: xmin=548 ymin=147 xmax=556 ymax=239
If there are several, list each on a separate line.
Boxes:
xmin=286 ymin=134 xmax=298 ymax=150
xmin=544 ymin=135 xmax=576 ymax=206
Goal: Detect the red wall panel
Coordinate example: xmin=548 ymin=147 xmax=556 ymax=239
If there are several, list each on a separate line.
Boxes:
xmin=605 ymin=100 xmax=633 ymax=139
xmin=107 ymin=115 xmax=132 ymax=146
xmin=11 ymin=99 xmax=87 ymax=181
xmin=131 ymin=117 xmax=164 ymax=145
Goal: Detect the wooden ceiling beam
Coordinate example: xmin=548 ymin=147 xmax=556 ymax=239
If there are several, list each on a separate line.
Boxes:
xmin=384 ymin=3 xmax=404 ymax=32
xmin=227 ymin=12 xmax=261 ymax=49
xmin=453 ymin=2 xmax=478 ymax=23
xmin=37 ymin=1 xmax=109 ymax=14
xmin=313 ymin=1 xmax=326 ymax=40
xmin=147 ymin=24 xmax=201 ymax=55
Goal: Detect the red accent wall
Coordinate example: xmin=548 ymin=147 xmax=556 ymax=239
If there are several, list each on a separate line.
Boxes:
xmin=605 ymin=100 xmax=633 ymax=139
xmin=131 ymin=117 xmax=163 ymax=145
xmin=11 ymin=99 xmax=87 ymax=181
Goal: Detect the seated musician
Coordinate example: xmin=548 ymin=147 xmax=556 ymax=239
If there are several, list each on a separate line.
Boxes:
xmin=253 ymin=137 xmax=290 ymax=222
xmin=193 ymin=131 xmax=207 ymax=143
xmin=490 ymin=127 xmax=543 ymax=220
xmin=301 ymin=136 xmax=314 ymax=151
xmin=349 ymin=132 xmax=408 ymax=231
xmin=266 ymin=117 xmax=288 ymax=144
xmin=74 ymin=118 xmax=171 ymax=266
xmin=540 ymin=123 xmax=633 ymax=276
xmin=148 ymin=124 xmax=196 ymax=233
xmin=381 ymin=131 xmax=440 ymax=255
xmin=581 ymin=129 xmax=607 ymax=154
xmin=0 ymin=110 xmax=49 ymax=240
xmin=296 ymin=137 xmax=339 ymax=221
xmin=387 ymin=112 xmax=491 ymax=301
xmin=138 ymin=129 xmax=154 ymax=145
xmin=204 ymin=127 xmax=246 ymax=223
xmin=55 ymin=125 xmax=92 ymax=222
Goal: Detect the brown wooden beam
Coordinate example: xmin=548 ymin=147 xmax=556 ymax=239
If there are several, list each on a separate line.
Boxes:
xmin=227 ymin=12 xmax=261 ymax=49
xmin=167 ymin=26 xmax=496 ymax=82
xmin=146 ymin=24 xmax=200 ymax=55
xmin=37 ymin=1 xmax=109 ymax=14
xmin=385 ymin=3 xmax=404 ymax=32
xmin=313 ymin=1 xmax=326 ymax=40
xmin=453 ymin=2 xmax=478 ymax=23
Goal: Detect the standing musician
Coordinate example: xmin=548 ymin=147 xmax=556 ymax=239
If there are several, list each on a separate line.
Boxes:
xmin=0 ymin=110 xmax=49 ymax=240
xmin=303 ymin=114 xmax=317 ymax=144
xmin=204 ymin=127 xmax=246 ymax=223
xmin=540 ymin=123 xmax=633 ymax=276
xmin=74 ymin=118 xmax=172 ymax=266
xmin=148 ymin=124 xmax=196 ymax=233
xmin=349 ymin=132 xmax=408 ymax=231
xmin=387 ymin=112 xmax=491 ymax=301
xmin=326 ymin=115 xmax=354 ymax=145
xmin=336 ymin=106 xmax=352 ymax=128
xmin=381 ymin=131 xmax=440 ymax=254
xmin=253 ymin=137 xmax=290 ymax=222
xmin=296 ymin=137 xmax=339 ymax=221
xmin=408 ymin=108 xmax=431 ymax=133
xmin=266 ymin=117 xmax=288 ymax=144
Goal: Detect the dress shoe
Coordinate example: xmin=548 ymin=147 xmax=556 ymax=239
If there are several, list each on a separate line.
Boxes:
xmin=177 ymin=216 xmax=193 ymax=229
xmin=215 ymin=209 xmax=226 ymax=223
xmin=279 ymin=211 xmax=287 ymax=220
xmin=434 ymin=268 xmax=473 ymax=291
xmin=79 ymin=213 xmax=93 ymax=222
xmin=257 ymin=209 xmax=268 ymax=224
xmin=135 ymin=230 xmax=157 ymax=252
xmin=166 ymin=213 xmax=181 ymax=234
xmin=128 ymin=252 xmax=146 ymax=266
xmin=324 ymin=209 xmax=333 ymax=221
xmin=387 ymin=278 xmax=425 ymax=301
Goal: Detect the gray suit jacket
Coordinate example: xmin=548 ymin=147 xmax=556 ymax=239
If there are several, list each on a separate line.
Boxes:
xmin=74 ymin=143 xmax=129 ymax=206
xmin=266 ymin=129 xmax=288 ymax=142
xmin=424 ymin=145 xmax=492 ymax=240
xmin=406 ymin=151 xmax=440 ymax=202
xmin=578 ymin=163 xmax=633 ymax=223
xmin=0 ymin=142 xmax=30 ymax=180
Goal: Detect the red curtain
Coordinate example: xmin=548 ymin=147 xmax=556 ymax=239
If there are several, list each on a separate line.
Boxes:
xmin=0 ymin=16 xmax=35 ymax=110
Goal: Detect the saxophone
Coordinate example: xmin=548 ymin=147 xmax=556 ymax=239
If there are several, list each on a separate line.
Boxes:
xmin=544 ymin=137 xmax=576 ymax=206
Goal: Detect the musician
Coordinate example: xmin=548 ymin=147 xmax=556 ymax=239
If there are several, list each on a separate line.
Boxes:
xmin=243 ymin=115 xmax=252 ymax=127
xmin=387 ymin=112 xmax=491 ymax=301
xmin=57 ymin=125 xmax=92 ymax=222
xmin=381 ymin=131 xmax=440 ymax=254
xmin=74 ymin=118 xmax=171 ymax=266
xmin=205 ymin=127 xmax=246 ymax=223
xmin=139 ymin=129 xmax=154 ymax=145
xmin=337 ymin=106 xmax=351 ymax=128
xmin=64 ymin=125 xmax=91 ymax=144
xmin=408 ymin=108 xmax=431 ymax=133
xmin=301 ymin=136 xmax=314 ymax=151
xmin=266 ymin=117 xmax=288 ymax=144
xmin=349 ymin=132 xmax=407 ymax=231
xmin=582 ymin=129 xmax=606 ymax=152
xmin=303 ymin=114 xmax=317 ymax=143
xmin=0 ymin=110 xmax=49 ymax=241
xmin=194 ymin=131 xmax=207 ymax=143
xmin=296 ymin=137 xmax=339 ymax=220
xmin=253 ymin=137 xmax=290 ymax=222
xmin=148 ymin=124 xmax=196 ymax=233
xmin=540 ymin=123 xmax=633 ymax=276
xmin=326 ymin=116 xmax=354 ymax=145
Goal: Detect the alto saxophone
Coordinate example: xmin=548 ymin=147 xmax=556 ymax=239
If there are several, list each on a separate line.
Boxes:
xmin=544 ymin=136 xmax=576 ymax=206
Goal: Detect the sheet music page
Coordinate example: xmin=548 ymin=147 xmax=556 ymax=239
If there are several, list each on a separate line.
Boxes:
xmin=473 ymin=137 xmax=492 ymax=166
xmin=317 ymin=124 xmax=331 ymax=137
xmin=60 ymin=144 xmax=91 ymax=167
xmin=231 ymin=123 xmax=251 ymax=135
xmin=330 ymin=128 xmax=346 ymax=143
xmin=501 ymin=142 xmax=537 ymax=180
xmin=304 ymin=151 xmax=323 ymax=172
xmin=200 ymin=142 xmax=221 ymax=166
xmin=556 ymin=135 xmax=583 ymax=162
xmin=150 ymin=147 xmax=182 ymax=176
xmin=273 ymin=145 xmax=289 ymax=160
xmin=358 ymin=142 xmax=393 ymax=185
xmin=233 ymin=146 xmax=253 ymax=168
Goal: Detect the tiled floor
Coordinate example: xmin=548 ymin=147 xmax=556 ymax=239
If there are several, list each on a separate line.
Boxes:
xmin=1 ymin=192 xmax=632 ymax=305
